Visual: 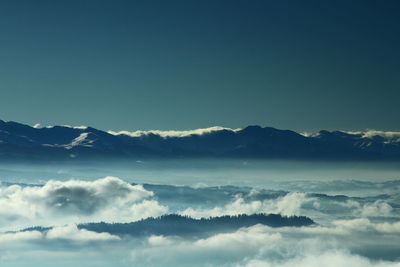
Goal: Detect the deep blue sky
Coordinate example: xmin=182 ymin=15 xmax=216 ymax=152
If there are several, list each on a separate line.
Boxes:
xmin=0 ymin=0 xmax=399 ymax=131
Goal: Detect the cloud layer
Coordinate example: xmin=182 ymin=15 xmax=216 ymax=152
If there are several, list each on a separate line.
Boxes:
xmin=108 ymin=126 xmax=241 ymax=138
xmin=0 ymin=175 xmax=399 ymax=267
xmin=130 ymin=223 xmax=400 ymax=267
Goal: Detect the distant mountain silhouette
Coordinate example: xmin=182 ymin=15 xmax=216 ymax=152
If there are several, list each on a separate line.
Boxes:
xmin=0 ymin=119 xmax=400 ymax=160
xmin=23 ymin=213 xmax=315 ymax=238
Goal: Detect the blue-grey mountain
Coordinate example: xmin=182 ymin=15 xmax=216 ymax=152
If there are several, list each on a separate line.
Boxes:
xmin=1 ymin=120 xmax=399 ymax=160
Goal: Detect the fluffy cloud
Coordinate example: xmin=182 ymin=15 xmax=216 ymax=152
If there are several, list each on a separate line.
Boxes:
xmin=0 ymin=225 xmax=119 ymax=245
xmin=2 ymin=218 xmax=400 ymax=266
xmin=240 ymin=251 xmax=400 ymax=267
xmin=338 ymin=200 xmax=394 ymax=217
xmin=46 ymin=224 xmax=120 ymax=241
xmin=331 ymin=218 xmax=400 ymax=234
xmin=272 ymin=192 xmax=311 ymax=216
xmin=263 ymin=218 xmax=400 ymax=237
xmin=147 ymin=235 xmax=175 ymax=247
xmin=180 ymin=197 xmax=266 ymax=218
xmin=0 ymin=231 xmax=42 ymax=243
xmin=0 ymin=176 xmax=398 ymax=266
xmin=129 ymin=223 xmax=400 ymax=267
xmin=358 ymin=130 xmax=400 ymax=143
xmin=0 ymin=177 xmax=168 ymax=231
xmin=360 ymin=200 xmax=394 ymax=217
xmin=131 ymin=225 xmax=283 ymax=266
xmin=194 ymin=225 xmax=281 ymax=250
xmin=179 ymin=192 xmax=313 ymax=218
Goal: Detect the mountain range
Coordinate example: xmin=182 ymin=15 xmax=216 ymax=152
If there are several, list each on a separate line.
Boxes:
xmin=0 ymin=119 xmax=399 ymax=161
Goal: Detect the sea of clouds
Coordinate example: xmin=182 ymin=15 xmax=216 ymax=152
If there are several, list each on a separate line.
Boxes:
xmin=0 ymin=176 xmax=399 ymax=266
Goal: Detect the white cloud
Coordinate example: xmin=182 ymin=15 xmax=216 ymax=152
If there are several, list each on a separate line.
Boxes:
xmin=180 ymin=197 xmax=266 ymax=218
xmin=331 ymin=218 xmax=400 ymax=234
xmin=338 ymin=200 xmax=394 ymax=217
xmin=131 ymin=223 xmax=400 ymax=267
xmin=134 ymin=225 xmax=283 ymax=266
xmin=128 ymin=200 xmax=168 ymax=220
xmin=0 ymin=225 xmax=119 ymax=245
xmin=3 ymin=218 xmax=400 ymax=266
xmin=271 ymin=218 xmax=400 ymax=236
xmin=360 ymin=200 xmax=393 ymax=217
xmin=358 ymin=130 xmax=400 ymax=143
xmin=273 ymin=192 xmax=310 ymax=216
xmin=108 ymin=126 xmax=241 ymax=138
xmin=46 ymin=224 xmax=120 ymax=241
xmin=0 ymin=177 xmax=168 ymax=231
xmin=180 ymin=192 xmax=313 ymax=218
xmin=0 ymin=231 xmax=42 ymax=243
xmin=302 ymin=130 xmax=400 ymax=143
xmin=240 ymin=251 xmax=400 ymax=267
xmin=194 ymin=224 xmax=281 ymax=250
xmin=147 ymin=235 xmax=175 ymax=247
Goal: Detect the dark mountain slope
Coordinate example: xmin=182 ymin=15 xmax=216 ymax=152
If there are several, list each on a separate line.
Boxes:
xmin=0 ymin=119 xmax=399 ymax=160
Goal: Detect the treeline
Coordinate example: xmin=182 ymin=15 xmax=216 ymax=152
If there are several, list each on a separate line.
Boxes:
xmin=78 ymin=213 xmax=314 ymax=237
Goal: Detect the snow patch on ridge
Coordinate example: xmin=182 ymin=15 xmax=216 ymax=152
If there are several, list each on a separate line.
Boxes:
xmin=65 ymin=133 xmax=94 ymax=149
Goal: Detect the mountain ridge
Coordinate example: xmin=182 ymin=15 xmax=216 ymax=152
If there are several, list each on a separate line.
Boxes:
xmin=0 ymin=119 xmax=399 ymax=161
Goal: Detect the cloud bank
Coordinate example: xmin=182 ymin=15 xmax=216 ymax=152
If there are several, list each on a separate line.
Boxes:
xmin=0 ymin=177 xmax=167 ymax=230
xmin=129 ymin=223 xmax=400 ymax=267
xmin=108 ymin=126 xmax=241 ymax=138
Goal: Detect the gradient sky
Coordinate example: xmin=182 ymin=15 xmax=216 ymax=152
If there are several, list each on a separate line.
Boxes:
xmin=0 ymin=0 xmax=399 ymax=132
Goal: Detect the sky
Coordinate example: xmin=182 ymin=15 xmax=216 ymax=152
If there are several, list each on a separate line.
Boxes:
xmin=0 ymin=0 xmax=399 ymax=132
